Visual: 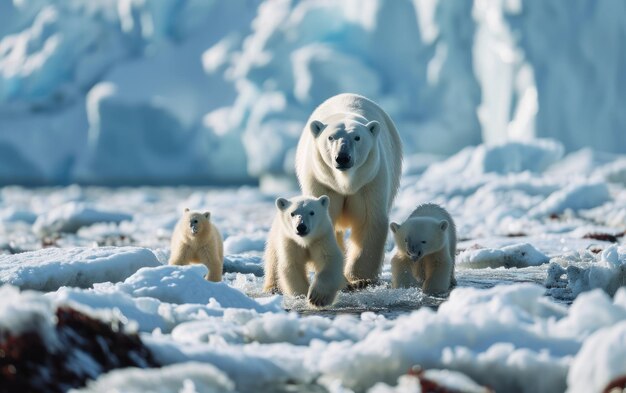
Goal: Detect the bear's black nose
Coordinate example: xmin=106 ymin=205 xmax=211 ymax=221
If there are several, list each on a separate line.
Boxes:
xmin=335 ymin=153 xmax=352 ymax=168
xmin=296 ymin=223 xmax=308 ymax=236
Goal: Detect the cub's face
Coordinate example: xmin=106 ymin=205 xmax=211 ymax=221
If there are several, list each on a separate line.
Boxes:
xmin=310 ymin=119 xmax=379 ymax=173
xmin=182 ymin=208 xmax=211 ymax=236
xmin=390 ymin=217 xmax=448 ymax=261
xmin=275 ymin=195 xmax=331 ymax=243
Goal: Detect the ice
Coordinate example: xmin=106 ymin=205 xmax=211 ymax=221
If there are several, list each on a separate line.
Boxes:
xmin=546 ymin=245 xmax=626 ymax=298
xmin=457 ymin=243 xmax=549 ymax=269
xmin=72 ymin=362 xmax=235 ymax=393
xmin=0 ymin=246 xmax=160 ymax=291
xmin=33 ymin=201 xmax=133 ymax=235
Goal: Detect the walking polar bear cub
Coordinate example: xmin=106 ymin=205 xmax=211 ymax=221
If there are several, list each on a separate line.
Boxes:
xmin=390 ymin=204 xmax=457 ymax=294
xmin=263 ymin=195 xmax=344 ymax=307
xmin=295 ymin=93 xmax=402 ymax=286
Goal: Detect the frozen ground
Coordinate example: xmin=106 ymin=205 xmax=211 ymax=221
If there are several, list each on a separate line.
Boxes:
xmin=0 ymin=141 xmax=625 ymax=392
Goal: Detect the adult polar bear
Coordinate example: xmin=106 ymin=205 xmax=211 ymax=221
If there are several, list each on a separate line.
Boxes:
xmin=295 ymin=93 xmax=402 ymax=286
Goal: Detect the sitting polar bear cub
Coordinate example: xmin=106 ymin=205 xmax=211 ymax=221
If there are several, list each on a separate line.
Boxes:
xmin=390 ymin=203 xmax=457 ymax=294
xmin=263 ymin=195 xmax=344 ymax=307
xmin=169 ymin=208 xmax=223 ymax=282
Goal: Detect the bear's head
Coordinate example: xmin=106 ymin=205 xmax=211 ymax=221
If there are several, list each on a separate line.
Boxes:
xmin=275 ymin=195 xmax=332 ymax=245
xmin=390 ymin=217 xmax=448 ymax=261
xmin=182 ymin=208 xmax=211 ymax=236
xmin=309 ymin=118 xmax=380 ymax=174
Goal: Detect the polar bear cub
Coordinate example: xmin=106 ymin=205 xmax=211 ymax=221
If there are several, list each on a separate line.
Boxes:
xmin=390 ymin=203 xmax=457 ymax=294
xmin=169 ymin=208 xmax=223 ymax=282
xmin=263 ymin=195 xmax=344 ymax=307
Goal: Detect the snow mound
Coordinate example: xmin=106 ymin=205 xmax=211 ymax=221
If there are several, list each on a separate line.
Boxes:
xmin=114 ymin=264 xmax=269 ymax=313
xmin=73 ymin=362 xmax=235 ymax=393
xmin=529 ymin=182 xmax=611 ymax=218
xmin=0 ymin=285 xmax=58 ymax=348
xmin=567 ymin=318 xmax=626 ymax=393
xmin=457 ymin=243 xmax=550 ymax=269
xmin=423 ymin=140 xmax=564 ymax=179
xmin=0 ymin=246 xmax=160 ymax=291
xmin=33 ymin=202 xmax=132 ymax=236
xmin=546 ymin=245 xmax=626 ymax=298
xmin=369 ymin=369 xmax=491 ymax=393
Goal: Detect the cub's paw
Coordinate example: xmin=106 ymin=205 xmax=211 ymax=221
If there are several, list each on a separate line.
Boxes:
xmin=307 ymin=284 xmax=337 ymax=308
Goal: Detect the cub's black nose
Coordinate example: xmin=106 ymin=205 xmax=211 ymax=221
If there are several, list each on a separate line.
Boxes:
xmin=335 ymin=153 xmax=351 ymax=165
xmin=296 ymin=223 xmax=308 ymax=236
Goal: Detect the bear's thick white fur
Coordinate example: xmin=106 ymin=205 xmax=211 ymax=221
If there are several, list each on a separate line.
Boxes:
xmin=390 ymin=203 xmax=457 ymax=294
xmin=169 ymin=208 xmax=223 ymax=282
xmin=263 ymin=195 xmax=344 ymax=307
xmin=295 ymin=93 xmax=402 ymax=286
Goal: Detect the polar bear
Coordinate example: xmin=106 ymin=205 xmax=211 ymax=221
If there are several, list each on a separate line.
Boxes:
xmin=390 ymin=203 xmax=457 ymax=294
xmin=295 ymin=93 xmax=402 ymax=287
xmin=169 ymin=208 xmax=223 ymax=282
xmin=263 ymin=195 xmax=344 ymax=307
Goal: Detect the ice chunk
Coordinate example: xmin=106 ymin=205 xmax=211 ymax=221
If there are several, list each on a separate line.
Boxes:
xmin=457 ymin=243 xmax=549 ymax=269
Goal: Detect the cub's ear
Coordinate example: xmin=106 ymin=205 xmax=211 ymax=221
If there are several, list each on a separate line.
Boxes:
xmin=439 ymin=220 xmax=449 ymax=231
xmin=184 ymin=208 xmax=190 ymax=213
xmin=204 ymin=212 xmax=211 ymax=220
xmin=276 ymin=197 xmax=291 ymax=211
xmin=390 ymin=222 xmax=400 ymax=233
xmin=309 ymin=120 xmax=326 ymax=137
xmin=366 ymin=120 xmax=380 ymax=137
xmin=318 ymin=195 xmax=330 ymax=208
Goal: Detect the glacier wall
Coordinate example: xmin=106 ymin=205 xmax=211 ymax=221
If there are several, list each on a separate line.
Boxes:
xmin=0 ymin=0 xmax=624 ymax=185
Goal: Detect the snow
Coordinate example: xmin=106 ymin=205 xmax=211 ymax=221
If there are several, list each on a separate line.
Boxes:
xmin=457 ymin=243 xmax=549 ymax=269
xmin=72 ymin=362 xmax=235 ymax=393
xmin=0 ymin=246 xmax=160 ymax=291
xmin=547 ymin=245 xmax=626 ymax=299
xmin=0 ymin=145 xmax=624 ymax=391
xmin=33 ymin=201 xmax=133 ymax=235
xmin=2 ymin=1 xmax=625 ymax=185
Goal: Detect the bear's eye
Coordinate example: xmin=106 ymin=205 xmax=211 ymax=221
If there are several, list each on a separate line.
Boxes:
xmin=422 ymin=241 xmax=427 ymax=244
xmin=354 ymin=136 xmax=360 ymax=141
xmin=310 ymin=211 xmax=314 ymax=216
xmin=290 ymin=212 xmax=295 ymax=217
xmin=328 ymin=136 xmax=334 ymax=141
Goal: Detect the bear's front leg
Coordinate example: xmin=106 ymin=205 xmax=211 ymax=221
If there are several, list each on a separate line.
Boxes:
xmin=198 ymin=245 xmax=222 ymax=282
xmin=169 ymin=243 xmax=191 ymax=266
xmin=421 ymin=253 xmax=453 ymax=294
xmin=263 ymin=240 xmax=280 ymax=293
xmin=391 ymin=254 xmax=419 ymax=288
xmin=277 ymin=245 xmax=310 ymax=297
xmin=308 ymin=244 xmax=345 ymax=307
xmin=344 ymin=211 xmax=388 ymax=286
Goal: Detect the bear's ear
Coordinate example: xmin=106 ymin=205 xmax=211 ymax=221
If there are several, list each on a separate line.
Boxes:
xmin=318 ymin=195 xmax=330 ymax=208
xmin=390 ymin=222 xmax=399 ymax=233
xmin=204 ymin=212 xmax=211 ymax=220
xmin=309 ymin=120 xmax=326 ymax=137
xmin=276 ymin=197 xmax=291 ymax=211
xmin=439 ymin=220 xmax=449 ymax=231
xmin=184 ymin=208 xmax=190 ymax=213
xmin=366 ymin=120 xmax=380 ymax=137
